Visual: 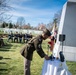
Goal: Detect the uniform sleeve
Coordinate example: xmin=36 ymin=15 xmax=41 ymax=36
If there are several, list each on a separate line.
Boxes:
xmin=33 ymin=38 xmax=46 ymax=58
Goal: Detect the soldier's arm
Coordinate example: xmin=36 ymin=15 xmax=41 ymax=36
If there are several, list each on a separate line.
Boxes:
xmin=34 ymin=39 xmax=46 ymax=58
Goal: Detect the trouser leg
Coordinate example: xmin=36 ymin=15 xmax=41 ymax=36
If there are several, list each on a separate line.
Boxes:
xmin=14 ymin=38 xmax=15 ymax=42
xmin=20 ymin=38 xmax=22 ymax=43
xmin=23 ymin=38 xmax=25 ymax=43
xmin=11 ymin=38 xmax=13 ymax=42
xmin=24 ymin=58 xmax=31 ymax=75
xmin=16 ymin=38 xmax=18 ymax=43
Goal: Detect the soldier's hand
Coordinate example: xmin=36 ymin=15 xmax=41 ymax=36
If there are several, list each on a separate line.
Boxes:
xmin=44 ymin=55 xmax=50 ymax=60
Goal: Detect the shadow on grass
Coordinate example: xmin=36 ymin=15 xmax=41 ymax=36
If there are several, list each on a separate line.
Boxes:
xmin=0 ymin=49 xmax=14 ymax=52
xmin=0 ymin=56 xmax=11 ymax=60
xmin=0 ymin=49 xmax=10 ymax=52
xmin=0 ymin=44 xmax=15 ymax=52
xmin=0 ymin=56 xmax=3 ymax=60
xmin=0 ymin=62 xmax=7 ymax=64
xmin=4 ymin=58 xmax=11 ymax=60
xmin=0 ymin=56 xmax=10 ymax=75
xmin=0 ymin=69 xmax=8 ymax=71
xmin=0 ymin=44 xmax=12 ymax=49
xmin=0 ymin=73 xmax=8 ymax=75
xmin=0 ymin=69 xmax=8 ymax=75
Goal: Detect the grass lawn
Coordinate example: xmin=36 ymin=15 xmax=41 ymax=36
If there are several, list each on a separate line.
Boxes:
xmin=0 ymin=39 xmax=76 ymax=75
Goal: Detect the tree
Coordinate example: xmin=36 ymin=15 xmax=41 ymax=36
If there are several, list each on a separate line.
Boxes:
xmin=0 ymin=0 xmax=12 ymax=23
xmin=38 ymin=23 xmax=46 ymax=30
xmin=0 ymin=0 xmax=11 ymax=15
xmin=1 ymin=22 xmax=6 ymax=28
xmin=45 ymin=10 xmax=62 ymax=31
xmin=16 ymin=17 xmax=25 ymax=28
xmin=53 ymin=18 xmax=57 ymax=26
xmin=46 ymin=22 xmax=53 ymax=31
xmin=53 ymin=10 xmax=62 ymax=27
xmin=9 ymin=22 xmax=13 ymax=28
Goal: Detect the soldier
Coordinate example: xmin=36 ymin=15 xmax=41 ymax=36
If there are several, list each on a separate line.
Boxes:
xmin=19 ymin=32 xmax=23 ymax=43
xmin=14 ymin=32 xmax=19 ymax=43
xmin=8 ymin=31 xmax=13 ymax=42
xmin=20 ymin=28 xmax=51 ymax=75
xmin=23 ymin=33 xmax=28 ymax=43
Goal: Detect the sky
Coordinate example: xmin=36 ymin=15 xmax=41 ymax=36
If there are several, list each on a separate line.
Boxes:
xmin=7 ymin=0 xmax=67 ymax=27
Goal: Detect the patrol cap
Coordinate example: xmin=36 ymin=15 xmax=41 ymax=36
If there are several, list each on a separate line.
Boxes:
xmin=43 ymin=28 xmax=51 ymax=36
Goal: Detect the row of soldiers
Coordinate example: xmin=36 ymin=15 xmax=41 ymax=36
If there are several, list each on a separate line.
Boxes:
xmin=8 ymin=32 xmax=33 ymax=43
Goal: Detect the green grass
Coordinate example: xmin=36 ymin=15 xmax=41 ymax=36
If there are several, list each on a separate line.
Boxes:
xmin=0 ymin=39 xmax=76 ymax=75
xmin=0 ymin=31 xmax=4 ymax=34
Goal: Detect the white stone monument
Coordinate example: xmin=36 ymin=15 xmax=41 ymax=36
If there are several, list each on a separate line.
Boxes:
xmin=53 ymin=0 xmax=76 ymax=61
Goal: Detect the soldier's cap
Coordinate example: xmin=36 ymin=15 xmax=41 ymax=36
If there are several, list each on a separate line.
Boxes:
xmin=43 ymin=29 xmax=51 ymax=36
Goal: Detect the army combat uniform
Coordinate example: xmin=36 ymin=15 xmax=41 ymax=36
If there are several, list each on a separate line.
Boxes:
xmin=20 ymin=35 xmax=46 ymax=75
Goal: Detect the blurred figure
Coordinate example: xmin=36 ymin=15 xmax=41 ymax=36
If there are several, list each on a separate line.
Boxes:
xmin=23 ymin=33 xmax=32 ymax=43
xmin=14 ymin=32 xmax=19 ymax=43
xmin=19 ymin=32 xmax=23 ymax=43
xmin=48 ymin=36 xmax=55 ymax=52
xmin=8 ymin=31 xmax=13 ymax=42
xmin=0 ymin=36 xmax=4 ymax=47
xmin=23 ymin=33 xmax=28 ymax=43
xmin=48 ymin=36 xmax=59 ymax=60
xmin=54 ymin=30 xmax=57 ymax=43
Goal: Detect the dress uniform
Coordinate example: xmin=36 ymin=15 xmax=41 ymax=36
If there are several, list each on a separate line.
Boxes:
xmin=20 ymin=28 xmax=51 ymax=75
xmin=19 ymin=33 xmax=23 ymax=43
xmin=8 ymin=33 xmax=13 ymax=42
xmin=14 ymin=32 xmax=19 ymax=43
